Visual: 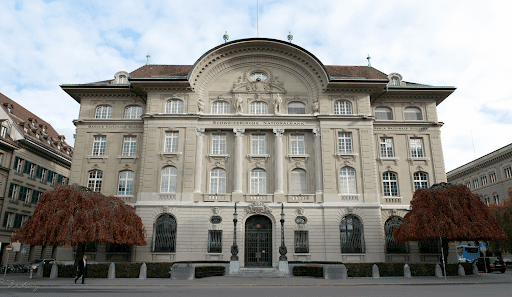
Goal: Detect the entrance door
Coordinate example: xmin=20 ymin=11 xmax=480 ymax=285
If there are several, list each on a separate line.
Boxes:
xmin=244 ymin=215 xmax=272 ymax=267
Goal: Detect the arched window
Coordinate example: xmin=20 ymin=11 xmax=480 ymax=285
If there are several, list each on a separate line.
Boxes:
xmin=119 ymin=75 xmax=127 ymax=84
xmin=153 ymin=214 xmax=177 ymax=252
xmin=385 ymin=216 xmax=409 ymax=254
xmin=288 ymin=102 xmax=306 ymax=114
xmin=87 ymin=170 xmax=103 ymax=192
xmin=95 ymin=106 xmax=112 ymax=119
xmin=340 ymin=215 xmax=364 ymax=253
xmin=250 ymin=169 xmax=266 ymax=194
xmin=413 ymin=172 xmax=428 ymax=190
xmin=290 ymin=168 xmax=307 ymax=194
xmin=249 ymin=102 xmax=268 ymax=115
xmin=339 ymin=167 xmax=356 ymax=194
xmin=375 ymin=107 xmax=392 ymax=120
xmin=382 ymin=172 xmax=399 ymax=196
xmin=404 ymin=107 xmax=422 ymax=120
xmin=210 ymin=168 xmax=226 ymax=193
xmin=484 ymin=196 xmax=490 ymax=206
xmin=165 ymin=100 xmax=184 ymax=114
xmin=211 ymin=101 xmax=230 ymax=114
xmin=117 ymin=171 xmax=134 ymax=196
xmin=124 ymin=106 xmax=143 ymax=119
xmin=334 ymin=101 xmax=352 ymax=115
xmin=160 ymin=166 xmax=177 ymax=193
xmin=390 ymin=76 xmax=400 ymax=86
xmin=494 ymin=193 xmax=500 ymax=204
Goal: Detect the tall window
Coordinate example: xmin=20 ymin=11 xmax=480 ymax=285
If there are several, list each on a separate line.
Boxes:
xmin=117 ymin=171 xmax=134 ymax=196
xmin=160 ymin=167 xmax=177 ymax=193
xmin=119 ymin=75 xmax=127 ymax=84
xmin=375 ymin=107 xmax=392 ymax=120
xmin=164 ymin=132 xmax=179 ymax=153
xmin=294 ymin=231 xmax=309 ymax=253
xmin=340 ymin=215 xmax=364 ymax=253
xmin=339 ymin=167 xmax=356 ymax=194
xmin=153 ymin=214 xmax=177 ymax=252
xmin=494 ymin=194 xmax=500 ymax=204
xmin=208 ymin=230 xmax=222 ymax=253
xmin=481 ymin=175 xmax=488 ymax=186
xmin=505 ymin=167 xmax=512 ymax=178
xmin=212 ymin=134 xmax=226 ymax=154
xmin=92 ymin=136 xmax=106 ymax=156
xmin=490 ymin=172 xmax=497 ymax=183
xmin=124 ymin=106 xmax=142 ymax=119
xmin=40 ymin=168 xmax=47 ymax=183
xmin=484 ymin=196 xmax=490 ymax=206
xmin=380 ymin=138 xmax=394 ymax=158
xmin=291 ymin=135 xmax=305 ymax=155
xmin=382 ymin=172 xmax=398 ymax=197
xmin=410 ymin=138 xmax=424 ymax=158
xmin=465 ymin=181 xmax=471 ymax=188
xmin=334 ymin=101 xmax=352 ymax=115
xmin=211 ymin=101 xmax=230 ymax=114
xmin=122 ymin=136 xmax=137 ymax=156
xmin=290 ymin=169 xmax=307 ymax=194
xmin=472 ymin=179 xmax=479 ymax=188
xmin=210 ymin=168 xmax=226 ymax=193
xmin=249 ymin=102 xmax=268 ymax=114
xmin=165 ymin=100 xmax=184 ymax=114
xmin=288 ymin=102 xmax=306 ymax=114
xmin=404 ymin=107 xmax=422 ymax=120
xmin=29 ymin=163 xmax=36 ymax=179
xmin=15 ymin=157 xmax=24 ymax=173
xmin=338 ymin=132 xmax=352 ymax=153
xmin=413 ymin=172 xmax=428 ymax=190
xmin=250 ymin=169 xmax=266 ymax=194
xmin=95 ymin=106 xmax=112 ymax=119
xmin=385 ymin=217 xmax=408 ymax=254
xmin=251 ymin=135 xmax=265 ymax=154
xmin=87 ymin=170 xmax=103 ymax=192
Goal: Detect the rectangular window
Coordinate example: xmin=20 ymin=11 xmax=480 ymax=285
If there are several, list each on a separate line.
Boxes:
xmin=208 ymin=230 xmax=222 ymax=253
xmin=212 ymin=134 xmax=226 ymax=154
xmin=505 ymin=167 xmax=512 ymax=179
xmin=51 ymin=173 xmax=57 ymax=186
xmin=490 ymin=172 xmax=496 ymax=183
xmin=481 ymin=176 xmax=488 ymax=186
xmin=164 ymin=132 xmax=179 ymax=153
xmin=3 ymin=211 xmax=14 ymax=229
xmin=13 ymin=213 xmax=23 ymax=229
xmin=47 ymin=170 xmax=54 ymax=183
xmin=0 ymin=126 xmax=7 ymax=138
xmin=18 ymin=186 xmax=28 ymax=202
xmin=31 ymin=190 xmax=40 ymax=204
xmin=16 ymin=158 xmax=24 ymax=173
xmin=251 ymin=135 xmax=266 ymax=154
xmin=122 ymin=136 xmax=137 ymax=156
xmin=0 ymin=152 xmax=3 ymax=165
xmin=291 ymin=135 xmax=305 ymax=155
xmin=8 ymin=183 xmax=20 ymax=201
xmin=40 ymin=168 xmax=47 ymax=183
xmin=294 ymin=231 xmax=309 ymax=253
xmin=23 ymin=160 xmax=31 ymax=174
xmin=465 ymin=181 xmax=471 ymax=188
xmin=473 ymin=179 xmax=479 ymax=188
xmin=92 ymin=136 xmax=107 ymax=156
xmin=338 ymin=132 xmax=352 ymax=154
xmin=410 ymin=138 xmax=424 ymax=158
xmin=21 ymin=215 xmax=29 ymax=227
xmin=29 ymin=163 xmax=36 ymax=178
xmin=380 ymin=138 xmax=394 ymax=158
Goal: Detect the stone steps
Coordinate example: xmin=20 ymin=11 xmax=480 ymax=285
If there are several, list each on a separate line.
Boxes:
xmin=229 ymin=267 xmax=290 ymax=278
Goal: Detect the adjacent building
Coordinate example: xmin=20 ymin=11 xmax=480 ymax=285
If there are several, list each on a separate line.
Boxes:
xmin=0 ymin=92 xmax=73 ymax=265
xmin=60 ymin=38 xmax=456 ymax=265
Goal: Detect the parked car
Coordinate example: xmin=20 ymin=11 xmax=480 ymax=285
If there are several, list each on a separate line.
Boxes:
xmin=476 ymin=257 xmax=507 ymax=273
xmin=503 ymin=258 xmax=512 ymax=268
xmin=28 ymin=258 xmax=55 ymax=271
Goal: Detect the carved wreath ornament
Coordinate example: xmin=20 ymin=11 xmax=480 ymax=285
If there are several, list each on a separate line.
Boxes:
xmin=244 ymin=202 xmax=273 ymax=215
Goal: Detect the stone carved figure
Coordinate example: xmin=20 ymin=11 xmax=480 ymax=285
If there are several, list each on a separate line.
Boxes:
xmin=197 ymin=98 xmax=205 ymax=113
xmin=312 ymin=100 xmax=319 ymax=113
xmin=235 ymin=95 xmax=243 ymax=113
xmin=274 ymin=94 xmax=282 ymax=114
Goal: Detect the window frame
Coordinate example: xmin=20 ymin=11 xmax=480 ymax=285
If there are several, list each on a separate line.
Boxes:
xmin=337 ymin=132 xmax=353 ymax=154
xmin=165 ymin=99 xmax=184 ymax=114
xmin=339 ymin=167 xmax=357 ymax=194
xmin=287 ymin=102 xmax=306 ymax=114
xmin=382 ymin=172 xmax=399 ymax=197
xmin=160 ymin=166 xmax=178 ymax=193
xmin=211 ymin=134 xmax=226 ymax=155
xmin=208 ymin=230 xmax=223 ymax=253
xmin=124 ymin=106 xmax=143 ymax=119
xmin=251 ymin=134 xmax=266 ymax=155
xmin=122 ymin=136 xmax=137 ymax=156
xmin=294 ymin=230 xmax=309 ymax=253
xmin=87 ymin=170 xmax=103 ymax=193
xmin=409 ymin=138 xmax=425 ymax=158
xmin=92 ymin=136 xmax=107 ymax=156
xmin=211 ymin=101 xmax=230 ymax=114
xmin=250 ymin=168 xmax=267 ymax=194
xmin=95 ymin=105 xmax=113 ymax=119
xmin=290 ymin=135 xmax=305 ymax=155
xmin=164 ymin=132 xmax=179 ymax=153
xmin=290 ymin=168 xmax=307 ymax=194
xmin=117 ymin=171 xmax=134 ymax=196
xmin=413 ymin=172 xmax=429 ymax=190
xmin=340 ymin=215 xmax=365 ymax=253
xmin=209 ymin=168 xmax=227 ymax=194
xmin=375 ymin=107 xmax=393 ymax=120
xmin=334 ymin=101 xmax=352 ymax=115
xmin=404 ymin=107 xmax=422 ymax=121
xmin=380 ymin=138 xmax=394 ymax=158
xmin=249 ymin=101 xmax=268 ymax=115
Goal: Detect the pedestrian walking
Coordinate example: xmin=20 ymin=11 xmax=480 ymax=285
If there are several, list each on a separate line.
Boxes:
xmin=75 ymin=255 xmax=87 ymax=284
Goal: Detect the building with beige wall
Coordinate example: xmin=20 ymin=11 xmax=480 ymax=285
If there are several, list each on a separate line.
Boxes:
xmin=0 ymin=92 xmax=72 ymax=265
xmin=60 ymin=38 xmax=455 ymax=266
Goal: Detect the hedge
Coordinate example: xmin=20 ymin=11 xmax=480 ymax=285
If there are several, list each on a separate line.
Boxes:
xmin=292 ymin=266 xmax=323 ymax=278
xmin=43 ymin=262 xmax=173 ymax=278
xmin=195 ymin=266 xmax=225 ymax=278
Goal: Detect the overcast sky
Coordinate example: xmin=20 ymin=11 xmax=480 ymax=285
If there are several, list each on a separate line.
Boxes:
xmin=0 ymin=0 xmax=510 ymax=172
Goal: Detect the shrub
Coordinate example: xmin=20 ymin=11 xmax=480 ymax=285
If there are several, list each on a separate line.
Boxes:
xmin=292 ymin=266 xmax=323 ymax=278
xmin=195 ymin=266 xmax=225 ymax=278
xmin=146 ymin=262 xmax=172 ymax=278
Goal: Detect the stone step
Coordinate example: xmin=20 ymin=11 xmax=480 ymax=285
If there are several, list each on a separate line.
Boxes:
xmin=229 ymin=268 xmax=290 ymax=278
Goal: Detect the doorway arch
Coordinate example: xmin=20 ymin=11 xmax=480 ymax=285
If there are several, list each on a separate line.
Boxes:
xmin=244 ymin=215 xmax=272 ymax=267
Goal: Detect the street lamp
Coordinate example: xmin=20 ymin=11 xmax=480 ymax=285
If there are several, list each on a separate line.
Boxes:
xmin=231 ymin=203 xmax=239 ymax=261
xmin=279 ymin=203 xmax=287 ymax=261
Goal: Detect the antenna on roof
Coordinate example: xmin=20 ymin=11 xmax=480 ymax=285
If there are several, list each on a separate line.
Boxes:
xmin=223 ymin=31 xmax=229 ymax=43
xmin=287 ymin=31 xmax=293 ymax=43
xmin=367 ymin=54 xmax=371 ymax=67
xmin=257 ymin=0 xmax=259 ymax=37
xmin=470 ymin=130 xmax=477 ymax=159
xmin=146 ymin=53 xmax=151 ymax=65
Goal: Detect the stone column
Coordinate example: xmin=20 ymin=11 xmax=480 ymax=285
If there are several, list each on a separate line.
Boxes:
xmin=193 ymin=128 xmax=205 ymax=193
xmin=313 ymin=128 xmax=323 ymax=194
xmin=273 ymin=129 xmax=285 ymax=195
xmin=233 ymin=128 xmax=245 ymax=194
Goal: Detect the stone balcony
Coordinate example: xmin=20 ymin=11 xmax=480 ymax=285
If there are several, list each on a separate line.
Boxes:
xmin=286 ymin=194 xmax=315 ymax=203
xmin=202 ymin=193 xmax=231 ymax=202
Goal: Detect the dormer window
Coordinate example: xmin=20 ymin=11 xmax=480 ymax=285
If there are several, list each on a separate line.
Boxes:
xmin=114 ymin=71 xmax=130 ymax=84
xmin=119 ymin=75 xmax=127 ymax=84
xmin=36 ymin=133 xmax=40 ymax=140
xmin=7 ymin=104 xmax=12 ymax=113
xmin=57 ymin=144 xmax=61 ymax=150
xmin=387 ymin=73 xmax=403 ymax=86
xmin=42 ymin=126 xmax=47 ymax=133
xmin=24 ymin=126 xmax=28 ymax=133
xmin=31 ymin=119 xmax=37 ymax=127
xmin=47 ymin=138 xmax=51 ymax=145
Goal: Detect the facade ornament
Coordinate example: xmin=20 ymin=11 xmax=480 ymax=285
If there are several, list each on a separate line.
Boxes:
xmin=233 ymin=128 xmax=245 ymax=137
xmin=212 ymin=207 xmax=220 ymax=215
xmin=312 ymin=100 xmax=319 ymax=113
xmin=312 ymin=128 xmax=321 ymax=137
xmin=196 ymin=128 xmax=205 ymax=137
xmin=417 ymin=166 xmax=424 ymax=171
xmin=163 ymin=206 xmax=169 ymax=213
xmin=347 ymin=207 xmax=354 ymax=214
xmin=197 ymin=98 xmax=205 ymax=113
xmin=235 ymin=95 xmax=243 ymax=113
xmin=386 ymin=165 xmax=393 ymax=171
xmin=274 ymin=94 xmax=282 ymax=114
xmin=296 ymin=208 xmax=305 ymax=216
xmin=273 ymin=128 xmax=285 ymax=137
xmin=244 ymin=202 xmax=273 ymax=215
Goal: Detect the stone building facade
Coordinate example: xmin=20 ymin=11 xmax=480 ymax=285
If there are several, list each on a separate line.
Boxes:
xmin=447 ymin=143 xmax=512 ymax=205
xmin=0 ymin=92 xmax=72 ymax=265
xmin=60 ymin=38 xmax=455 ymax=265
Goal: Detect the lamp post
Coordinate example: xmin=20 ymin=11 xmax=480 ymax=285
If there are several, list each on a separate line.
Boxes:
xmin=231 ymin=203 xmax=239 ymax=261
xmin=279 ymin=203 xmax=287 ymax=261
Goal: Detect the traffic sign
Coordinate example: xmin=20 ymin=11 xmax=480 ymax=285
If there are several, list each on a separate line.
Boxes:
xmin=21 ymin=246 xmax=27 ymax=254
xmin=5 ymin=245 xmax=12 ymax=253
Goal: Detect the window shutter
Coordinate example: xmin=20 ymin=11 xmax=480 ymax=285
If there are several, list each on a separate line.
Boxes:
xmin=13 ymin=156 xmax=18 ymax=169
xmin=18 ymin=186 xmax=26 ymax=200
xmin=36 ymin=165 xmax=42 ymax=178
xmin=23 ymin=161 xmax=31 ymax=174
xmin=31 ymin=190 xmax=39 ymax=204
xmin=57 ymin=174 xmax=63 ymax=184
xmin=8 ymin=183 xmax=14 ymax=198
xmin=2 ymin=212 xmax=9 ymax=227
xmin=47 ymin=170 xmax=53 ymax=182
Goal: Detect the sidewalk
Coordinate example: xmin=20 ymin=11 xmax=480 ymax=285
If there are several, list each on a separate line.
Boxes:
xmin=1 ymin=272 xmax=511 ymax=287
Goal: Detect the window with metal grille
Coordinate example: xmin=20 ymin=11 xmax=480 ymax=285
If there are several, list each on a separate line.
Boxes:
xmin=382 ymin=172 xmax=399 ymax=196
xmin=490 ymin=172 xmax=497 ymax=183
xmin=124 ymin=106 xmax=142 ymax=119
xmin=165 ymin=99 xmax=184 ymax=114
xmin=385 ymin=216 xmax=409 ymax=254
xmin=251 ymin=135 xmax=265 ymax=154
xmin=210 ymin=168 xmax=226 ymax=193
xmin=208 ymin=230 xmax=222 ymax=253
xmin=160 ymin=166 xmax=177 ymax=193
xmin=164 ymin=132 xmax=179 ymax=153
xmin=294 ymin=231 xmax=309 ymax=253
xmin=92 ymin=136 xmax=106 ymax=156
xmin=380 ymin=138 xmax=394 ymax=158
xmin=375 ymin=107 xmax=392 ymax=120
xmin=340 ymin=215 xmax=364 ymax=253
xmin=87 ymin=170 xmax=103 ymax=192
xmin=291 ymin=135 xmax=305 ymax=155
xmin=419 ymin=238 xmax=441 ymax=254
xmin=211 ymin=101 xmax=230 ymax=114
xmin=290 ymin=169 xmax=307 ymax=194
xmin=413 ymin=172 xmax=428 ymax=190
xmin=250 ymin=169 xmax=266 ymax=194
xmin=410 ymin=138 xmax=424 ymax=158
xmin=337 ymin=132 xmax=352 ymax=153
xmin=404 ymin=107 xmax=422 ymax=120
xmin=339 ymin=167 xmax=356 ymax=194
xmin=334 ymin=101 xmax=352 ymax=115
xmin=212 ymin=134 xmax=226 ymax=154
xmin=288 ymin=102 xmax=306 ymax=114
xmin=122 ymin=136 xmax=137 ymax=156
xmin=95 ymin=105 xmax=112 ymax=119
xmin=249 ymin=102 xmax=268 ymax=114
xmin=153 ymin=214 xmax=177 ymax=252
xmin=117 ymin=171 xmax=134 ymax=196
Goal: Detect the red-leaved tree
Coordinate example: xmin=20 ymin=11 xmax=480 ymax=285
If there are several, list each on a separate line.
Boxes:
xmin=11 ymin=185 xmax=146 ymax=264
xmin=489 ymin=189 xmax=512 ymax=254
xmin=394 ymin=183 xmax=507 ymax=264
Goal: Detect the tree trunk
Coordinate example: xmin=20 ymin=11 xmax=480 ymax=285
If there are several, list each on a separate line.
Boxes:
xmin=75 ymin=243 xmax=85 ymax=267
xmin=442 ymin=238 xmax=449 ymax=265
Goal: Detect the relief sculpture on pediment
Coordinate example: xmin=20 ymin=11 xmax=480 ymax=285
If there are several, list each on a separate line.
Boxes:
xmin=231 ymin=68 xmax=286 ymax=94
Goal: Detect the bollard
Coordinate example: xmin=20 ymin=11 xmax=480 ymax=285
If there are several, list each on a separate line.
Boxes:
xmin=30 ymin=267 xmax=33 ymax=279
xmin=139 ymin=263 xmax=147 ymax=280
xmin=458 ymin=264 xmax=465 ymax=276
xmin=108 ymin=262 xmax=116 ymax=279
xmin=404 ymin=264 xmax=411 ymax=278
xmin=372 ymin=264 xmax=380 ymax=278
xmin=341 ymin=264 xmax=348 ymax=279
xmin=472 ymin=261 xmax=479 ymax=275
xmin=435 ymin=263 xmax=443 ymax=278
xmin=50 ymin=262 xmax=58 ymax=279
